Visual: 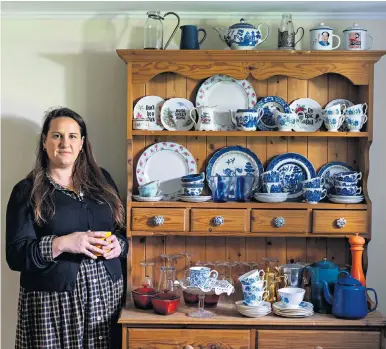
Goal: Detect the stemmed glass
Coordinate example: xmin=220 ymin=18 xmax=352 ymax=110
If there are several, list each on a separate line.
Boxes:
xmin=161 ymin=253 xmax=182 ymax=268
xmin=187 ymin=290 xmax=215 ymax=319
xmin=139 ymin=261 xmax=154 ymax=287
xmin=180 ymin=251 xmax=197 ymax=279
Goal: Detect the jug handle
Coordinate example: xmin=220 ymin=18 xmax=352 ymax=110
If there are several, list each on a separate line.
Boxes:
xmin=366 ymin=288 xmax=378 ymax=313
xmin=163 ymin=12 xmax=181 ymax=49
xmin=189 ymin=108 xmax=198 ymax=125
xmin=257 ymin=23 xmax=270 ymax=44
xmin=295 ymin=27 xmax=305 ymax=45
xmin=198 ymin=28 xmax=207 ymax=46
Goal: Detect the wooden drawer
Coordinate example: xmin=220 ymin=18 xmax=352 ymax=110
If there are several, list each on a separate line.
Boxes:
xmin=128 ymin=329 xmax=251 ymax=349
xmin=131 ymin=208 xmax=186 ymax=231
xmin=312 ymin=210 xmax=368 ymax=234
xmin=258 ymin=330 xmax=380 ymax=349
xmin=251 ymin=210 xmax=308 ymax=233
xmin=191 ymin=209 xmax=248 ymax=233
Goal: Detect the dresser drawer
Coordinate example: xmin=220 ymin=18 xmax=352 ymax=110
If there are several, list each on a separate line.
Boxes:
xmin=251 ymin=210 xmax=308 ymax=233
xmin=190 ymin=209 xmax=248 ymax=232
xmin=131 ymin=208 xmax=186 ymax=231
xmin=128 ymin=329 xmax=251 ymax=349
xmin=258 ymin=330 xmax=380 ymax=349
xmin=312 ymin=210 xmax=368 ymax=234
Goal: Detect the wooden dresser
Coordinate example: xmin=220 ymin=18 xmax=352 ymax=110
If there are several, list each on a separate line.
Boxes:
xmin=117 ymin=50 xmax=386 ymax=349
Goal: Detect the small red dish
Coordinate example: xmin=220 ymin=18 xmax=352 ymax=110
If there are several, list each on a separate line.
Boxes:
xmin=131 ymin=286 xmax=159 ymax=310
xmin=151 ymin=292 xmax=180 ymax=315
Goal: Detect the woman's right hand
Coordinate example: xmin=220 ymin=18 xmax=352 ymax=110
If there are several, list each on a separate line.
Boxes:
xmin=52 ymin=231 xmax=109 ymax=259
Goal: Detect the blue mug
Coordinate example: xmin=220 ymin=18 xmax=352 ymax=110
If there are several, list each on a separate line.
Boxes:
xmin=180 ymin=25 xmax=207 ymax=49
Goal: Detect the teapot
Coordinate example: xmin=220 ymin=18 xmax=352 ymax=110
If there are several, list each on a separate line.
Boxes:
xmin=213 ymin=18 xmax=269 ymax=50
xmin=322 ymin=271 xmax=378 ymax=319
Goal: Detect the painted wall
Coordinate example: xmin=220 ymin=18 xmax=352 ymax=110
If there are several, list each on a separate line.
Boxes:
xmin=1 ymin=16 xmax=385 ymax=347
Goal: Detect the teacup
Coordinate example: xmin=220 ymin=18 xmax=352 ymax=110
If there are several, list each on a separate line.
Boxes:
xmin=345 ymin=103 xmax=368 ymax=116
xmin=138 ymin=180 xmax=161 ymax=197
xmin=334 ymin=171 xmax=362 ymax=182
xmin=274 ymin=111 xmax=305 ymax=132
xmin=278 ymin=287 xmax=305 ymax=308
xmin=323 ymin=104 xmax=347 ymax=116
xmin=335 ymin=186 xmax=362 ymax=196
xmin=232 ymin=108 xmax=264 ymax=131
xmin=133 ymin=119 xmax=150 ymax=130
xmin=181 ymin=183 xmax=204 ymax=196
xmin=334 ymin=180 xmax=358 ymax=187
xmin=303 ymin=187 xmax=327 ymax=204
xmin=241 ymin=280 xmax=267 ymax=293
xmin=302 ymin=177 xmax=325 ymax=189
xmin=261 ymin=170 xmax=280 ymax=183
xmin=346 ymin=114 xmax=368 ymax=132
xmin=181 ymin=173 xmax=205 ymax=184
xmin=189 ymin=267 xmax=218 ymax=287
xmin=262 ymin=182 xmax=282 ymax=193
xmin=243 ymin=289 xmax=269 ymax=306
xmin=324 ymin=112 xmax=346 ymax=132
xmin=239 ymin=269 xmax=265 ymax=286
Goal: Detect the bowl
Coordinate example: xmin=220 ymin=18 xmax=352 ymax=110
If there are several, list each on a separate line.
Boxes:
xmin=204 ymin=293 xmax=220 ymax=308
xmin=151 ymin=293 xmax=180 ymax=315
xmin=278 ymin=287 xmax=305 ymax=308
xmin=131 ymin=286 xmax=159 ymax=310
xmin=181 ymin=184 xmax=204 ymax=196
xmin=183 ymin=291 xmax=199 ymax=305
xmin=181 ymin=173 xmax=205 ymax=184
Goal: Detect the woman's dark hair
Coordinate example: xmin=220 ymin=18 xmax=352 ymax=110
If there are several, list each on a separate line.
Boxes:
xmin=29 ymin=107 xmax=125 ymax=227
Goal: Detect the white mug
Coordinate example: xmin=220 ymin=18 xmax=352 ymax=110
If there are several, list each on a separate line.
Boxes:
xmin=310 ymin=23 xmax=341 ymax=50
xmin=343 ymin=23 xmax=374 ymax=51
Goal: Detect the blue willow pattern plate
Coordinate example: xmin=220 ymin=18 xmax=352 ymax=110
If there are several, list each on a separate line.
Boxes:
xmin=254 ymin=96 xmax=291 ymax=131
xmin=266 ymin=153 xmax=316 ymax=201
xmin=318 ymin=161 xmax=354 ymax=194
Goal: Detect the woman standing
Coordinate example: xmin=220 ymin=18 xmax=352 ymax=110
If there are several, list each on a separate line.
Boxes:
xmin=6 ymin=107 xmax=128 ymax=348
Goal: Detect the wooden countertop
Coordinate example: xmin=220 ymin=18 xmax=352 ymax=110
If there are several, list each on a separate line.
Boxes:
xmin=119 ymin=303 xmax=386 ymax=328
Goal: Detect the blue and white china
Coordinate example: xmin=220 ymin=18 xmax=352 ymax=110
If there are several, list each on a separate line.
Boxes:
xmin=255 ymin=96 xmax=291 ymax=131
xmin=207 ymin=146 xmax=263 ymax=196
xmin=273 ymin=300 xmax=314 ymax=317
xmin=290 ymin=98 xmax=324 ymax=132
xmin=160 ymin=98 xmax=196 ymax=131
xmin=235 ymin=176 xmax=255 ymax=202
xmin=346 ymin=113 xmax=368 ymax=132
xmin=334 ymin=171 xmax=362 ymax=182
xmin=132 ymin=195 xmax=163 ymax=202
xmin=302 ymin=177 xmax=324 ymax=189
xmin=310 ymin=23 xmax=341 ymax=50
xmin=266 ymin=152 xmax=316 ymax=201
xmin=278 ymin=287 xmax=305 ymax=309
xmin=181 ymin=173 xmax=205 ymax=184
xmin=262 ymin=182 xmax=282 ymax=193
xmin=327 ymin=195 xmax=364 ymax=204
xmin=189 ymin=105 xmax=218 ymax=131
xmin=254 ymin=192 xmax=288 ymax=203
xmin=325 ymin=99 xmax=355 ymax=131
xmin=334 ymin=180 xmax=358 ymax=187
xmin=232 ymin=108 xmax=264 ymax=131
xmin=139 ymin=180 xmax=161 ymax=197
xmin=345 ymin=103 xmax=368 ymax=116
xmin=182 ymin=184 xmax=204 ymax=196
xmin=133 ymin=95 xmax=165 ymax=130
xmin=189 ymin=267 xmax=219 ymax=287
xmin=213 ymin=18 xmax=269 ymax=50
xmin=323 ymin=104 xmax=346 ymax=116
xmin=178 ymin=195 xmax=212 ymax=203
xmin=196 ymin=75 xmax=257 ymax=131
xmin=324 ymin=113 xmax=346 ymax=132
xmin=239 ymin=269 xmax=265 ymax=286
xmin=261 ymin=170 xmax=281 ymax=183
xmin=303 ymin=188 xmax=327 ymax=204
xmin=209 ymin=176 xmax=233 ymax=202
xmin=318 ymin=161 xmax=354 ymax=194
xmin=271 ymin=110 xmax=305 ymax=132
xmin=243 ymin=289 xmax=269 ymax=306
xmin=241 ymin=280 xmax=267 ymax=292
xmin=335 ymin=186 xmax=362 ymax=196
xmin=343 ymin=23 xmax=374 ymax=51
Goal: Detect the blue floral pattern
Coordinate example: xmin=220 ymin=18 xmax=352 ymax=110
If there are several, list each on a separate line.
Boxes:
xmin=255 ymin=96 xmax=291 ymax=131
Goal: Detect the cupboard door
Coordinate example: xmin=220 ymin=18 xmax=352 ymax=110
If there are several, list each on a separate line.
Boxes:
xmin=312 ymin=210 xmax=368 ymax=234
xmin=251 ymin=210 xmax=308 ymax=233
xmin=131 ymin=208 xmax=187 ymax=232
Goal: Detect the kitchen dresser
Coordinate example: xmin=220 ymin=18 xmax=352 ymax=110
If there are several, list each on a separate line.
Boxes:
xmin=116 ymin=50 xmax=386 ymax=349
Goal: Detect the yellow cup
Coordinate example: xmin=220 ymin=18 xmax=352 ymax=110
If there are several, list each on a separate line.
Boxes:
xmin=94 ymin=231 xmax=112 ymax=257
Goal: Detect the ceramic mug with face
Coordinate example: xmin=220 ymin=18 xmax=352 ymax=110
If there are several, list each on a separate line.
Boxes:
xmin=310 ymin=23 xmax=341 ymax=50
xmin=343 ymin=23 xmax=374 ymax=51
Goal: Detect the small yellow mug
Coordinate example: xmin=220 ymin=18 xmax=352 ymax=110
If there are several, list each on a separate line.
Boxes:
xmin=94 ymin=231 xmax=112 ymax=257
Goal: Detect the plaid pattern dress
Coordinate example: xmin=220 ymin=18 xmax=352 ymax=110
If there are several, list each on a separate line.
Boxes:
xmin=15 ymin=176 xmax=126 ymax=349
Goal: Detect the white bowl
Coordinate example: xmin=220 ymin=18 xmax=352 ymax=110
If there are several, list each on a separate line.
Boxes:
xmin=278 ymin=287 xmax=305 ymax=309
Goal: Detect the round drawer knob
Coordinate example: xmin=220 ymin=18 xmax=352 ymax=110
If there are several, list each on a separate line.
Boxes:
xmin=336 ymin=217 xmax=347 ymax=228
xmin=183 ymin=346 xmax=194 ymax=349
xmin=212 ymin=216 xmax=224 ymax=226
xmin=273 ymin=216 xmax=285 ymax=228
xmin=151 ymin=215 xmax=164 ymax=226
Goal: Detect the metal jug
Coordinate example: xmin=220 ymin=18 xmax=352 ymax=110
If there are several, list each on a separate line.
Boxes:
xmin=180 ymin=25 xmax=207 ymax=50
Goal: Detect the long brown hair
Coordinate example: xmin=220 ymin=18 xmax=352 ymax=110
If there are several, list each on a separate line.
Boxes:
xmin=29 ymin=107 xmax=125 ymax=227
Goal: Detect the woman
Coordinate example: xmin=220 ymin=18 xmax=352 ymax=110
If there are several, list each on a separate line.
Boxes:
xmin=6 ymin=107 xmax=128 ymax=349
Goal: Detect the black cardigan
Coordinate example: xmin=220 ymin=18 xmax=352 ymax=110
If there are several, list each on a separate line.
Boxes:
xmin=6 ymin=168 xmax=128 ymax=292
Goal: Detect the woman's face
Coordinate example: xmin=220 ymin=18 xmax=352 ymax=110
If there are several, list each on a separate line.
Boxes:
xmin=43 ymin=117 xmax=84 ymax=169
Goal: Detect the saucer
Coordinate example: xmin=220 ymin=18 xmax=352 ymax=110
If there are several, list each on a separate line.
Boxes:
xmin=132 ymin=195 xmax=163 ymax=202
xmin=328 ymin=195 xmax=364 ymax=204
xmin=254 ymin=192 xmax=288 ymax=203
xmin=273 ymin=301 xmax=313 ymax=312
xmin=179 ymin=195 xmax=212 ymax=202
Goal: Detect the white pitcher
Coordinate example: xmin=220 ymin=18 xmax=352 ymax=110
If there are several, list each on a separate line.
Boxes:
xmin=189 ymin=106 xmax=217 ymax=131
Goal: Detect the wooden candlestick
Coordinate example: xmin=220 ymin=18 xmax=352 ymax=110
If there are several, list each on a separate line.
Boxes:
xmin=349 ymin=233 xmax=366 ymax=286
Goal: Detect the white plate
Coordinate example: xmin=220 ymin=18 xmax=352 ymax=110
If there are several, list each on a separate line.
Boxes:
xmin=290 ymin=98 xmax=324 ymax=132
xmin=196 ymin=75 xmax=257 ymax=131
xmin=179 ymin=195 xmax=212 ymax=202
xmin=325 ymin=99 xmax=354 ymax=132
xmin=254 ymin=193 xmax=288 ymax=203
xmin=136 ymin=142 xmax=197 ymax=201
xmin=132 ymin=195 xmax=163 ymax=202
xmin=273 ymin=301 xmax=313 ymax=312
xmin=133 ymin=96 xmax=165 ymax=130
xmin=160 ymin=98 xmax=195 ymax=131
xmin=273 ymin=310 xmax=314 ymax=318
xmin=328 ymin=196 xmax=364 ymax=204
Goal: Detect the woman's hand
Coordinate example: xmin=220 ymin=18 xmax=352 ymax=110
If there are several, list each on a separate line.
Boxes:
xmin=52 ymin=231 xmax=109 ymax=259
xmin=102 ymin=234 xmax=122 ymax=259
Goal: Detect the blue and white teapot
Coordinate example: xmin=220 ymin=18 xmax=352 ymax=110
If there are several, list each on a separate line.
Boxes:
xmin=214 ymin=18 xmax=269 ymax=50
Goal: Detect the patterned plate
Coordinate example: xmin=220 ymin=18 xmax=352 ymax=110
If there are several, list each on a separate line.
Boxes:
xmin=132 ymin=195 xmax=163 ymax=202
xmin=255 ymin=96 xmax=291 ymax=131
xmin=318 ymin=161 xmax=354 ymax=194
xmin=133 ymin=95 xmax=165 ymax=130
xmin=266 ymin=153 xmax=316 ymax=201
xmin=273 ymin=301 xmax=313 ymax=312
xmin=325 ymin=99 xmax=354 ymax=132
xmin=160 ymin=98 xmax=195 ymax=131
xmin=136 ymin=142 xmax=197 ymax=201
xmin=290 ymin=98 xmax=323 ymax=132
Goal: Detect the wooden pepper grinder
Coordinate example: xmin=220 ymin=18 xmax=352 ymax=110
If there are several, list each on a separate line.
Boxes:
xmin=349 ymin=233 xmax=366 ymax=286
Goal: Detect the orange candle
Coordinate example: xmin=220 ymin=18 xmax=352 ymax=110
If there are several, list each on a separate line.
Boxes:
xmin=349 ymin=233 xmax=366 ymax=286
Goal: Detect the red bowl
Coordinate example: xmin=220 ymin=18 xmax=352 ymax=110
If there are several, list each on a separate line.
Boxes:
xmin=132 ymin=287 xmax=159 ymax=310
xmin=151 ymin=295 xmax=180 ymax=315
xmin=183 ymin=291 xmax=199 ymax=305
xmin=204 ymin=294 xmax=220 ymax=308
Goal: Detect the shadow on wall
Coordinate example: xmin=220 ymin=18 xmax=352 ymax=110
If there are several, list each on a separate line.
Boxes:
xmin=1 ymin=115 xmax=41 ymax=347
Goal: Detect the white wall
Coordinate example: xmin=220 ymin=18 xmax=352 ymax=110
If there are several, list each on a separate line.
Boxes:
xmin=1 ymin=16 xmax=386 ymax=348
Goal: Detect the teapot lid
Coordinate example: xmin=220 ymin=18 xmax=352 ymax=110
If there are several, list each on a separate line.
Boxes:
xmin=310 ymin=22 xmax=333 ymax=31
xmin=338 ymin=271 xmax=362 ymax=286
xmin=312 ymin=257 xmax=338 ymax=269
xmin=229 ymin=18 xmax=256 ymax=30
xmin=343 ymin=23 xmax=367 ymax=32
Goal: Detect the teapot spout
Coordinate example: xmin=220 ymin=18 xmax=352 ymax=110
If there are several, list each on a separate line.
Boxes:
xmin=213 ymin=27 xmax=227 ymax=42
xmin=321 ymin=280 xmax=333 ymax=305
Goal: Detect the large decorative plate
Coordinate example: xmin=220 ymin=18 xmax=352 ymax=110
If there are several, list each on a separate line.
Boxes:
xmin=196 ymin=74 xmax=257 ymax=131
xmin=206 ymin=146 xmax=263 ymax=193
xmin=133 ymin=96 xmax=165 ymax=130
xmin=325 ymin=99 xmax=354 ymax=132
xmin=266 ymin=153 xmax=316 ymax=200
xmin=318 ymin=162 xmax=354 ymax=194
xmin=290 ymin=98 xmax=323 ymax=132
xmin=160 ymin=98 xmax=195 ymax=131
xmin=255 ymin=96 xmax=291 ymax=131
xmin=136 ymin=142 xmax=197 ymax=201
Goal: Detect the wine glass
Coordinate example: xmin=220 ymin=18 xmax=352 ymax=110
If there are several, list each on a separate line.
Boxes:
xmin=139 ymin=261 xmax=155 ymax=287
xmin=187 ymin=290 xmax=214 ymax=319
xmin=180 ymin=251 xmax=197 ymax=279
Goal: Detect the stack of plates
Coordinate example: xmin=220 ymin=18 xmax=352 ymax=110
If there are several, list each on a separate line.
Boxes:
xmin=132 ymin=195 xmax=163 ymax=202
xmin=235 ymin=300 xmax=271 ymax=318
xmin=254 ymin=192 xmax=289 ymax=203
xmin=178 ymin=195 xmax=212 ymax=203
xmin=272 ymin=301 xmax=314 ymax=318
xmin=328 ymin=194 xmax=364 ymax=204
